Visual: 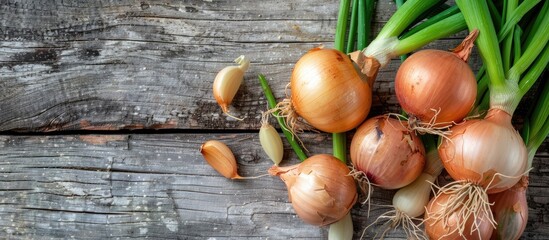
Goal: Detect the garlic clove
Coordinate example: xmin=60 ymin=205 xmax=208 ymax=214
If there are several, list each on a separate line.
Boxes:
xmin=259 ymin=123 xmax=284 ymax=165
xmin=213 ymin=55 xmax=250 ymax=120
xmin=200 ymin=140 xmax=242 ymax=179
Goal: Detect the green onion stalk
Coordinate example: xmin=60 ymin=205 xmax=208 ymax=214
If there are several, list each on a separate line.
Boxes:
xmin=421 ymin=0 xmax=549 ymax=238
xmin=456 ymin=0 xmax=548 ymax=116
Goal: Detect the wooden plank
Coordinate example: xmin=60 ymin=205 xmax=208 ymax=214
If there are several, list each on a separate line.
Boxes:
xmin=0 ymin=134 xmax=547 ymax=239
xmin=0 ymin=0 xmax=474 ymax=132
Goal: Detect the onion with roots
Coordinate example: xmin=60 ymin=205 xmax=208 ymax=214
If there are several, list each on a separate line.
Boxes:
xmin=268 ymin=154 xmax=358 ymax=226
xmin=350 ymin=115 xmax=425 ymax=191
xmin=394 ymin=30 xmax=478 ymax=131
xmin=425 ymin=193 xmax=494 ymax=239
xmin=428 ymin=108 xmax=528 ymax=238
xmin=283 ymin=47 xmax=372 ymax=133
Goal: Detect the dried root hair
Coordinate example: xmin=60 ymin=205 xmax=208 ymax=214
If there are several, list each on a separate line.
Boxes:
xmin=348 ymin=165 xmax=374 ymax=217
xmin=360 ymin=208 xmax=427 ymax=240
xmin=426 ymin=181 xmax=496 ymax=239
xmin=386 ymin=108 xmax=454 ymax=142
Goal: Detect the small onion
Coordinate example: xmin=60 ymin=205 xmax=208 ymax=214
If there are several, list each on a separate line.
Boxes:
xmin=489 ymin=176 xmax=528 ymax=240
xmin=350 ymin=116 xmax=425 ymax=189
xmin=268 ymin=154 xmax=358 ymax=226
xmin=438 ymin=108 xmax=528 ymax=193
xmin=424 ymin=193 xmax=494 ymax=239
xmin=395 ymin=30 xmax=478 ymax=124
xmin=290 ymin=48 xmax=371 ymax=133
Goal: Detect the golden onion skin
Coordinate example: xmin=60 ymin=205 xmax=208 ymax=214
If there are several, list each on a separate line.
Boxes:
xmin=290 ymin=48 xmax=372 ymax=133
xmin=425 ymin=193 xmax=494 ymax=239
xmin=395 ymin=49 xmax=477 ymax=123
xmin=489 ymin=176 xmax=528 ymax=240
xmin=438 ymin=109 xmax=527 ymax=193
xmin=268 ymin=154 xmax=358 ymax=226
xmin=350 ymin=116 xmax=425 ymax=189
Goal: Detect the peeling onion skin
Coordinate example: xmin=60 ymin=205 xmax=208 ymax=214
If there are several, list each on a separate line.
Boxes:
xmin=350 ymin=116 xmax=425 ymax=189
xmin=268 ymin=154 xmax=358 ymax=226
xmin=489 ymin=176 xmax=528 ymax=240
xmin=291 ymin=48 xmax=372 ymax=133
xmin=395 ymin=49 xmax=477 ymax=124
xmin=425 ymin=193 xmax=494 ymax=239
xmin=438 ymin=109 xmax=528 ymax=193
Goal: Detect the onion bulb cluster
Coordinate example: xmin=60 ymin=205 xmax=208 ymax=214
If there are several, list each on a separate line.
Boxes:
xmin=395 ymin=30 xmax=478 ymax=126
xmin=289 ymin=48 xmax=372 ymax=133
xmin=350 ymin=116 xmax=425 ymax=189
xmin=438 ymin=109 xmax=527 ymax=193
xmin=268 ymin=154 xmax=358 ymax=226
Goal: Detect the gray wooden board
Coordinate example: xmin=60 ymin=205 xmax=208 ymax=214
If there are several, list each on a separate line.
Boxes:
xmin=0 ymin=0 xmax=482 ymax=132
xmin=1 ymin=0 xmax=548 ymax=239
xmin=0 ymin=133 xmax=547 ymax=239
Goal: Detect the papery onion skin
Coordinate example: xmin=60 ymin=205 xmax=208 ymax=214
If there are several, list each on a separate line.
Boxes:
xmin=438 ymin=109 xmax=528 ymax=193
xmin=268 ymin=154 xmax=358 ymax=226
xmin=291 ymin=48 xmax=372 ymax=133
xmin=425 ymin=193 xmax=494 ymax=240
xmin=350 ymin=116 xmax=425 ymax=189
xmin=489 ymin=176 xmax=528 ymax=240
xmin=395 ymin=49 xmax=477 ymax=123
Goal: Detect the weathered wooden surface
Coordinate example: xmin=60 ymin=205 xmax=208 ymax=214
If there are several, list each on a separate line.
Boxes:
xmin=0 ymin=0 xmax=478 ymax=132
xmin=0 ymin=0 xmax=547 ymax=239
xmin=0 ymin=134 xmax=547 ymax=239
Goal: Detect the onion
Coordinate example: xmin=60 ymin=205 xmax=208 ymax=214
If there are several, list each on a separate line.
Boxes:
xmin=394 ymin=30 xmax=478 ymax=125
xmin=428 ymin=108 xmax=528 ymax=238
xmin=424 ymin=193 xmax=494 ymax=239
xmin=268 ymin=154 xmax=358 ymax=226
xmin=289 ymin=47 xmax=372 ymax=133
xmin=438 ymin=108 xmax=528 ymax=193
xmin=489 ymin=176 xmax=528 ymax=240
xmin=350 ymin=115 xmax=425 ymax=189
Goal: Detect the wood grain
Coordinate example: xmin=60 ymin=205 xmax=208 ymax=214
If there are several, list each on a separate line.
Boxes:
xmin=0 ymin=134 xmax=547 ymax=239
xmin=0 ymin=0 xmax=474 ymax=132
xmin=1 ymin=0 xmax=548 ymax=239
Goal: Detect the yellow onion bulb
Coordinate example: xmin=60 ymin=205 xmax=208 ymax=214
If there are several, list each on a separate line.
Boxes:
xmin=268 ymin=154 xmax=358 ymax=226
xmin=424 ymin=193 xmax=494 ymax=239
xmin=438 ymin=109 xmax=527 ymax=193
xmin=489 ymin=176 xmax=528 ymax=240
xmin=394 ymin=49 xmax=477 ymax=124
xmin=350 ymin=116 xmax=425 ymax=189
xmin=290 ymin=48 xmax=371 ymax=133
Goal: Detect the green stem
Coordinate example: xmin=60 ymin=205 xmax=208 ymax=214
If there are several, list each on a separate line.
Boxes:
xmin=487 ymin=0 xmax=502 ymax=32
xmin=394 ymin=13 xmax=466 ymax=56
xmin=501 ymin=0 xmax=518 ymax=74
xmin=335 ymin=0 xmax=352 ymax=51
xmin=518 ymin=43 xmax=549 ymax=97
xmin=377 ymin=0 xmax=443 ymax=39
xmin=522 ymin=1 xmax=548 ymax=50
xmin=400 ymin=5 xmax=460 ymax=39
xmin=497 ymin=0 xmax=542 ymax=42
xmin=525 ymin=80 xmax=549 ymax=171
xmin=358 ymin=0 xmax=367 ymax=50
xmin=333 ymin=0 xmax=352 ymax=164
xmin=475 ymin=70 xmax=489 ymax=107
xmin=513 ymin=27 xmax=523 ymax=66
xmin=258 ymin=74 xmax=307 ymax=161
xmin=332 ymin=133 xmax=347 ymax=163
xmin=346 ymin=0 xmax=359 ymax=53
xmin=456 ymin=0 xmax=506 ymax=88
xmin=528 ymin=79 xmax=549 ymax=141
xmin=507 ymin=8 xmax=549 ymax=83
